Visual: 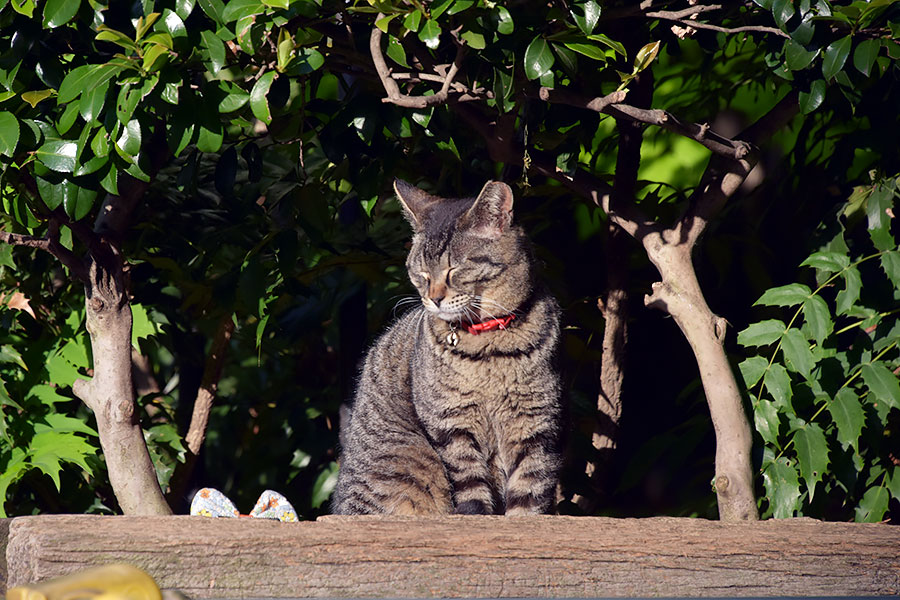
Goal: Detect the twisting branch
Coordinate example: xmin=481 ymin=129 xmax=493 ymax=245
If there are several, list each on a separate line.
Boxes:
xmin=538 ymin=86 xmax=753 ymax=160
xmin=602 ymin=2 xmax=788 ymax=38
xmin=370 ymin=16 xmax=487 ymax=108
xmin=1 ymin=218 xmax=88 ymax=281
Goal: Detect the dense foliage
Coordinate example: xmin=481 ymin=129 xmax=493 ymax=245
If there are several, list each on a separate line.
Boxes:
xmin=0 ymin=0 xmax=898 ymax=520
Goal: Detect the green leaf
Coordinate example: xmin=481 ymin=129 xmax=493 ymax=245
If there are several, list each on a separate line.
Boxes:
xmin=584 ymin=34 xmax=623 ymax=58
xmin=737 ymin=319 xmax=786 ymax=347
xmin=764 ymin=362 xmax=793 ymax=412
xmin=221 ymin=0 xmax=264 ymax=23
xmin=418 ymin=19 xmax=441 ymax=50
xmin=35 ymin=140 xmax=78 ymax=172
xmin=386 ymin=35 xmax=409 ymax=67
xmin=495 ymin=6 xmax=514 ymax=34
xmin=175 ymin=0 xmax=195 ymax=20
xmin=827 ymin=388 xmax=865 ymax=451
xmin=756 ymin=283 xmax=811 ymax=307
xmin=860 ymin=362 xmax=900 ymax=410
xmin=161 ymin=9 xmax=187 ymax=38
xmin=0 ymin=111 xmax=19 ymax=157
xmin=835 ymin=266 xmax=861 ymax=315
xmin=563 ymin=42 xmax=606 ymax=61
xmin=79 ymin=80 xmax=109 ymax=123
xmin=781 ymin=328 xmax=815 ymax=377
xmin=403 ymin=9 xmax=422 ymax=33
xmin=21 ymin=89 xmax=53 ymax=107
xmin=785 ymin=40 xmax=819 ymax=71
xmin=801 ymin=251 xmax=850 ymax=273
xmin=866 ymin=186 xmax=894 ymax=251
xmin=460 ymin=30 xmax=485 ymax=50
xmin=855 ymin=485 xmax=889 ymax=522
xmin=739 ymin=356 xmax=768 ymax=389
xmin=853 ymin=39 xmax=880 ymax=77
xmin=0 ymin=345 xmax=26 ymax=369
xmin=116 ymin=119 xmax=142 ymax=159
xmin=142 ymin=43 xmax=170 ymax=72
xmin=28 ymin=430 xmax=96 ymax=490
xmin=43 ymin=0 xmax=81 ymax=28
xmin=311 ymin=461 xmax=339 ymax=508
xmin=131 ymin=303 xmax=160 ymax=346
xmin=58 ymin=62 xmax=125 ymax=104
xmin=763 ymin=457 xmax=801 ymax=518
xmin=375 ymin=13 xmax=398 ymax=33
xmin=754 ymin=398 xmax=781 ymax=445
xmin=524 ymin=36 xmax=555 ymax=81
xmin=889 ymin=467 xmax=900 ymax=502
xmin=571 ymin=0 xmax=601 ymax=35
xmin=250 ymin=71 xmax=276 ymax=124
xmin=880 ymin=250 xmax=900 ymax=291
xmin=61 ymin=180 xmax=98 ymax=220
xmin=793 ymin=422 xmax=828 ymax=502
xmin=633 ymin=40 xmax=660 ymax=74
xmin=822 ymin=35 xmax=852 ymax=80
xmin=771 ymin=0 xmax=793 ymax=30
xmin=201 ymin=30 xmax=227 ymax=74
xmin=219 ymin=92 xmax=250 ymax=113
xmin=802 ymin=295 xmax=832 ymax=346
xmin=798 ymin=79 xmax=826 ymax=114
xmin=10 ymin=0 xmax=34 ymax=17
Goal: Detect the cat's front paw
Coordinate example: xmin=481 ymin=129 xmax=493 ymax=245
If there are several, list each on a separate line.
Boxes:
xmin=453 ymin=500 xmax=491 ymax=515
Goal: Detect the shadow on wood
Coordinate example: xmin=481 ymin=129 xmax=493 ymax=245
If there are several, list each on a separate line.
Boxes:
xmin=2 ymin=515 xmax=898 ymax=598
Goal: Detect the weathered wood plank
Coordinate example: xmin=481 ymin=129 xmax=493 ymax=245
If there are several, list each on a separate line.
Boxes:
xmin=3 ymin=515 xmax=898 ymax=598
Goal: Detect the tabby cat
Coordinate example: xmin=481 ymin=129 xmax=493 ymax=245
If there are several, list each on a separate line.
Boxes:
xmin=331 ymin=179 xmax=561 ymax=515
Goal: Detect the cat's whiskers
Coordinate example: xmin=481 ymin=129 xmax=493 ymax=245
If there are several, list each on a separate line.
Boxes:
xmin=391 ymin=295 xmax=423 ymax=318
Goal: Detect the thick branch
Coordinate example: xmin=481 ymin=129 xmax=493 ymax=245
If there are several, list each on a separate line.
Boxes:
xmin=538 ymin=86 xmax=753 ymax=160
xmin=185 ymin=317 xmax=235 ymax=455
xmin=369 ymin=13 xmax=482 ymax=108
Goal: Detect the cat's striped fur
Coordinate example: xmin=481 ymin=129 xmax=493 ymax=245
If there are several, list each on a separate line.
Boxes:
xmin=331 ymin=179 xmax=561 ymax=515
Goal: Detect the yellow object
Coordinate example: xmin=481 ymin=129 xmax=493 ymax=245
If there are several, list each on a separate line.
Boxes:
xmin=6 ymin=564 xmax=162 ymax=600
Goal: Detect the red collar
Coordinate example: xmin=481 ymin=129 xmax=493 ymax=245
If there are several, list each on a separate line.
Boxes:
xmin=463 ymin=314 xmax=515 ymax=335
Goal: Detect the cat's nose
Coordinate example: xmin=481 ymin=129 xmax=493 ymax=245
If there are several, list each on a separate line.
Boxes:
xmin=429 ymin=294 xmax=444 ymax=306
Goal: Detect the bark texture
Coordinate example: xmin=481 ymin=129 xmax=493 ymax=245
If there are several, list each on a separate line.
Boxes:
xmin=71 ymin=250 xmax=171 ymax=516
xmin=4 ymin=515 xmax=898 ymax=598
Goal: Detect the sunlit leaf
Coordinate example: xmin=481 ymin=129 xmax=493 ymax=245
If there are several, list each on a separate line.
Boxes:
xmin=764 ymin=363 xmax=793 ymax=412
xmin=739 ymin=356 xmax=768 ymax=389
xmin=35 ymin=140 xmax=78 ymax=172
xmin=43 ymin=0 xmax=81 ymax=28
xmin=0 ymin=111 xmax=19 ymax=157
xmin=798 ymin=79 xmax=826 ymax=114
xmin=754 ymin=398 xmax=781 ymax=446
xmin=855 ymin=485 xmax=889 ymax=522
xmin=763 ymin=457 xmax=801 ymax=518
xmin=822 ymin=35 xmax=851 ymax=80
xmin=793 ymin=422 xmax=829 ymax=502
xmin=737 ymin=319 xmax=786 ymax=347
xmin=756 ymin=283 xmax=811 ymax=307
xmin=250 ymin=71 xmax=277 ymax=124
xmin=827 ymin=388 xmax=865 ymax=452
xmin=633 ymin=40 xmax=660 ymax=74
xmin=524 ymin=36 xmax=554 ymax=81
xmin=781 ymin=328 xmax=815 ymax=377
xmin=860 ymin=362 xmax=900 ymax=410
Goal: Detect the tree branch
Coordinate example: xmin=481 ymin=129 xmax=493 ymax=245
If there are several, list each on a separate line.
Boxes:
xmin=538 ymin=86 xmax=753 ymax=160
xmin=370 ymin=16 xmax=487 ymax=108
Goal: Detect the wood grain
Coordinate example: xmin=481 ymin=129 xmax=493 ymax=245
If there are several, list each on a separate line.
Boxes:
xmin=3 ymin=515 xmax=898 ymax=597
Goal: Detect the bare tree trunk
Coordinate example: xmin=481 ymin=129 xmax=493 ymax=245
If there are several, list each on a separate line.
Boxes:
xmin=71 ymin=247 xmax=171 ymax=515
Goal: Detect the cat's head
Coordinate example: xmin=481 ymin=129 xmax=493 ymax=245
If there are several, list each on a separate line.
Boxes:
xmin=394 ymin=179 xmax=533 ymax=324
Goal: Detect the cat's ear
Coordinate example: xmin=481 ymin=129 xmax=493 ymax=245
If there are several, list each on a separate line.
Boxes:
xmin=394 ymin=178 xmax=440 ymax=231
xmin=460 ymin=181 xmax=514 ymax=239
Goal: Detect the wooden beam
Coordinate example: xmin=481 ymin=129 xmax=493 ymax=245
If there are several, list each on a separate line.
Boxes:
xmin=3 ymin=515 xmax=898 ymax=597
